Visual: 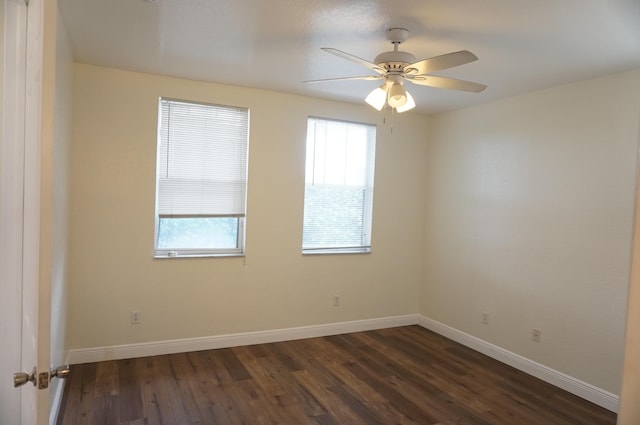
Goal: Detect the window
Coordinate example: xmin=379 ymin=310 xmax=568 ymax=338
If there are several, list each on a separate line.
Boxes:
xmin=302 ymin=117 xmax=376 ymax=254
xmin=154 ymin=98 xmax=249 ymax=257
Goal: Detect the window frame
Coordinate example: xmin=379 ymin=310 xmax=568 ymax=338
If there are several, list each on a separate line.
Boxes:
xmin=153 ymin=97 xmax=249 ymax=258
xmin=301 ymin=116 xmax=377 ymax=255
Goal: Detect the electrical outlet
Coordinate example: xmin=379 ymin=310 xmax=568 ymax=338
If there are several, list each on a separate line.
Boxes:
xmin=481 ymin=311 xmax=489 ymax=325
xmin=532 ymin=328 xmax=541 ymax=342
xmin=333 ymin=295 xmax=341 ymax=307
xmin=130 ymin=310 xmax=141 ymax=324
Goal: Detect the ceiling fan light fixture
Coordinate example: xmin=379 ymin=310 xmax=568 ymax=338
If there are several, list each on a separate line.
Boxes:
xmin=387 ymin=82 xmax=407 ymax=108
xmin=365 ymin=81 xmax=415 ymax=113
xmin=395 ymin=91 xmax=415 ymax=113
xmin=365 ymin=85 xmax=387 ymax=111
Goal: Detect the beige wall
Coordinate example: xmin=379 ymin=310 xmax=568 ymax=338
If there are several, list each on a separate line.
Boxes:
xmin=422 ymin=69 xmax=640 ymax=394
xmin=67 ymin=64 xmax=428 ymax=349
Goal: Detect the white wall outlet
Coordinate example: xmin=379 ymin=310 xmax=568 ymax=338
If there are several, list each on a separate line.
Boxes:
xmin=532 ymin=328 xmax=541 ymax=342
xmin=130 ymin=310 xmax=141 ymax=324
xmin=333 ymin=295 xmax=341 ymax=307
xmin=481 ymin=311 xmax=489 ymax=325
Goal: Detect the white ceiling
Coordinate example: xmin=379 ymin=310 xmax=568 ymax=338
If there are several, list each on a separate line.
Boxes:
xmin=58 ymin=0 xmax=640 ymax=115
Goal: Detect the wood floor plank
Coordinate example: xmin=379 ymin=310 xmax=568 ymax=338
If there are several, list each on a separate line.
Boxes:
xmin=91 ymin=395 xmax=119 ymax=425
xmin=218 ymin=348 xmax=253 ymax=382
xmin=153 ymin=354 xmax=201 ymax=425
xmin=291 ymin=369 xmax=367 ymax=425
xmin=236 ymin=345 xmax=328 ymax=424
xmin=57 ymin=326 xmax=617 ymax=425
xmin=66 ymin=362 xmax=98 ymax=425
xmin=136 ymin=355 xmax=176 ymax=425
xmin=117 ymin=358 xmax=142 ymax=423
xmin=187 ymin=351 xmax=238 ymax=424
xmin=167 ymin=353 xmax=208 ymax=424
xmin=94 ymin=361 xmax=119 ymax=398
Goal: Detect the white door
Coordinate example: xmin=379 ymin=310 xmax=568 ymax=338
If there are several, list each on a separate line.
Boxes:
xmin=0 ymin=1 xmax=30 ymax=423
xmin=0 ymin=0 xmax=54 ymax=423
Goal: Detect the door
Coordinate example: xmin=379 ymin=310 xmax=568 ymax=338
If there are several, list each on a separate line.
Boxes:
xmin=1 ymin=1 xmax=29 ymax=423
xmin=617 ymin=121 xmax=640 ymax=424
xmin=0 ymin=0 xmax=55 ymax=423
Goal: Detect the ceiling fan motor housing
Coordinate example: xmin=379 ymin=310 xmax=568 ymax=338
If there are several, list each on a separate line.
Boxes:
xmin=374 ymin=50 xmax=417 ymax=72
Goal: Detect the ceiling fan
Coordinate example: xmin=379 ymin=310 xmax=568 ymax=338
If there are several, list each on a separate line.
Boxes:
xmin=305 ymin=28 xmax=487 ymax=113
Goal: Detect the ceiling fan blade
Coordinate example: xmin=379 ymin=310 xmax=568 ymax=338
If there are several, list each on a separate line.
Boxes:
xmin=404 ymin=50 xmax=478 ymax=75
xmin=408 ymin=75 xmax=487 ymax=92
xmin=321 ymin=48 xmax=386 ymax=74
xmin=304 ymin=75 xmax=383 ymax=84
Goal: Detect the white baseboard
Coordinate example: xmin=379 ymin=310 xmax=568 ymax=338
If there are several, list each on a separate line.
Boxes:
xmin=417 ymin=315 xmax=619 ymax=413
xmin=65 ymin=313 xmax=618 ymax=413
xmin=66 ymin=314 xmax=419 ymax=365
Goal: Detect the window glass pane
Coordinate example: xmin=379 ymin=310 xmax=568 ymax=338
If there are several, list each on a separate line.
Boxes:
xmin=157 ymin=217 xmax=239 ymax=250
xmin=303 ymin=186 xmax=366 ymax=248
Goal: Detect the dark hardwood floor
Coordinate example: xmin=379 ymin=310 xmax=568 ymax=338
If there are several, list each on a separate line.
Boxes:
xmin=56 ymin=326 xmax=617 ymax=425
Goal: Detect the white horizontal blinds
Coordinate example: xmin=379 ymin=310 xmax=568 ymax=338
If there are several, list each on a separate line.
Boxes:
xmin=303 ymin=117 xmax=376 ymax=250
xmin=158 ymin=99 xmax=249 ymax=217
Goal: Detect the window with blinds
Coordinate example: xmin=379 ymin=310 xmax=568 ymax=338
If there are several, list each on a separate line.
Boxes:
xmin=154 ymin=98 xmax=249 ymax=257
xmin=302 ymin=117 xmax=376 ymax=254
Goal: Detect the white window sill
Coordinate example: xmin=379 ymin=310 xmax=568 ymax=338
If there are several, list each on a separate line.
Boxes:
xmin=154 ymin=251 xmax=244 ymax=259
xmin=302 ymin=248 xmax=371 ymax=255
